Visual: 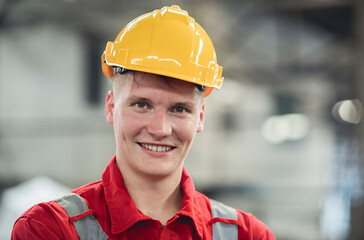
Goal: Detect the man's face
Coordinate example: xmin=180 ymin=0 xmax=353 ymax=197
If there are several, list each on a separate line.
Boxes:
xmin=105 ymin=72 xmax=205 ymax=179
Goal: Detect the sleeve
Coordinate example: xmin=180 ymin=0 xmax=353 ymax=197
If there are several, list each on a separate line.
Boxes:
xmin=11 ymin=201 xmax=79 ymax=240
xmin=257 ymin=228 xmax=276 ymax=240
xmin=236 ymin=210 xmax=276 ymax=240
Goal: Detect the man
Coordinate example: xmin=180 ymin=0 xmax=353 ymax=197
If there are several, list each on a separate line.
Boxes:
xmin=12 ymin=5 xmax=275 ymax=239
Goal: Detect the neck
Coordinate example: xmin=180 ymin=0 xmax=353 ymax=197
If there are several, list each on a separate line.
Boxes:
xmin=118 ymin=163 xmax=183 ymax=225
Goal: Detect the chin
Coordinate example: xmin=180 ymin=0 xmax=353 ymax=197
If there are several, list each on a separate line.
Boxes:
xmin=137 ymin=163 xmax=181 ymax=179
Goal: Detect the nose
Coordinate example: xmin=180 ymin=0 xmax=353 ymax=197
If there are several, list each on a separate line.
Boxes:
xmin=146 ymin=110 xmax=172 ymax=139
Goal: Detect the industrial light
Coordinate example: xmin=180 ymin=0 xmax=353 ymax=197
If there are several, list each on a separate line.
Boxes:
xmin=261 ymin=113 xmax=310 ymax=144
xmin=332 ymin=99 xmax=363 ymax=124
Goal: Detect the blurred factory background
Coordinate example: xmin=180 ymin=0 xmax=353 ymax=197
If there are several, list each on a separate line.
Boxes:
xmin=0 ymin=0 xmax=364 ymax=239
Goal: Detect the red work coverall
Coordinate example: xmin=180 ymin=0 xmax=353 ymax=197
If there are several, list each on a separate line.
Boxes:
xmin=12 ymin=156 xmax=275 ymax=240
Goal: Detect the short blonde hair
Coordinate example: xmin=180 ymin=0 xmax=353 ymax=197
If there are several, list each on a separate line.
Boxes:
xmin=111 ymin=70 xmax=205 ymax=100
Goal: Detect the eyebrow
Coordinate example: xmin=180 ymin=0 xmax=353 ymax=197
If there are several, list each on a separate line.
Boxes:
xmin=126 ymin=96 xmax=151 ymax=104
xmin=126 ymin=95 xmax=196 ymax=109
xmin=173 ymin=102 xmax=195 ymax=109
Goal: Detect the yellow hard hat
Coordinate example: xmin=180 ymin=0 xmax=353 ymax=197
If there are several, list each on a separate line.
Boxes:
xmin=101 ymin=5 xmax=223 ymax=97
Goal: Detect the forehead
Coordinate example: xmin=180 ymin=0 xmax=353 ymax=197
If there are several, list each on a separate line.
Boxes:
xmin=114 ymin=72 xmax=203 ymax=101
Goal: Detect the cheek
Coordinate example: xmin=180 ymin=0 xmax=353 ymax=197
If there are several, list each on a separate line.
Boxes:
xmin=113 ymin=109 xmax=145 ymax=140
xmin=174 ymin=117 xmax=200 ymax=143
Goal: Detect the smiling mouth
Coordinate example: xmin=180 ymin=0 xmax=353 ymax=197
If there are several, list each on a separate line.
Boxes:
xmin=138 ymin=143 xmax=175 ymax=152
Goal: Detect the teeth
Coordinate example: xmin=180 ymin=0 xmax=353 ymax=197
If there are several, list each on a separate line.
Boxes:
xmin=141 ymin=144 xmax=172 ymax=152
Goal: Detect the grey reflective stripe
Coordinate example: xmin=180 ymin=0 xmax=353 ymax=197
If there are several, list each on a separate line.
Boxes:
xmin=211 ymin=199 xmax=238 ymax=240
xmin=55 ymin=193 xmax=108 ymax=240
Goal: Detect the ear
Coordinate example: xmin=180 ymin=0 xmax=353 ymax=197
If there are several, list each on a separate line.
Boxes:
xmin=105 ymin=91 xmax=114 ymax=125
xmin=197 ymin=103 xmax=205 ymax=133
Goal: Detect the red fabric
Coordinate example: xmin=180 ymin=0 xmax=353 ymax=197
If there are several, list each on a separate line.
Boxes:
xmin=70 ymin=209 xmax=95 ymax=222
xmin=11 ymin=155 xmax=275 ymax=240
xmin=208 ymin=217 xmax=243 ymax=227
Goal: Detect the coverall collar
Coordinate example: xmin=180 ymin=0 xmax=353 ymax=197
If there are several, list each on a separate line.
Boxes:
xmin=102 ymin=155 xmax=204 ymax=239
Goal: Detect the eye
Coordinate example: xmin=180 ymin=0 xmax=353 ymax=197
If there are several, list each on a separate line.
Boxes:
xmin=134 ymin=102 xmax=149 ymax=110
xmin=174 ymin=106 xmax=187 ymax=113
